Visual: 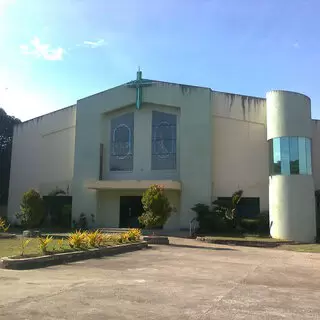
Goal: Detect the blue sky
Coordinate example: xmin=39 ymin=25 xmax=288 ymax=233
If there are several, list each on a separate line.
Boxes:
xmin=0 ymin=0 xmax=319 ymax=121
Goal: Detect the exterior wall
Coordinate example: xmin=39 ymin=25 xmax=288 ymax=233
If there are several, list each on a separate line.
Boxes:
xmin=7 ymin=106 xmax=76 ymax=222
xmin=212 ymin=91 xmax=266 ymax=124
xmin=73 ymin=82 xmax=212 ymax=228
xmin=312 ymin=120 xmax=320 ymax=190
xmin=267 ymin=90 xmax=312 ymax=139
xmin=267 ymin=90 xmax=316 ymax=242
xmin=211 ymin=92 xmax=268 ymax=210
xmin=269 ymin=175 xmax=316 ymax=242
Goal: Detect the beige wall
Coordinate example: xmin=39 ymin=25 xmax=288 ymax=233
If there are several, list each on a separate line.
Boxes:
xmin=212 ymin=91 xmax=266 ymax=124
xmin=73 ymin=82 xmax=212 ymax=228
xmin=269 ymin=175 xmax=316 ymax=242
xmin=7 ymin=106 xmax=76 ymax=222
xmin=312 ymin=120 xmax=320 ymax=190
xmin=267 ymin=90 xmax=316 ymax=242
xmin=211 ymin=92 xmax=268 ymax=211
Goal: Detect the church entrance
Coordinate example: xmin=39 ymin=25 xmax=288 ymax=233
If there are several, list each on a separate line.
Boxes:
xmin=119 ymin=196 xmax=143 ymax=228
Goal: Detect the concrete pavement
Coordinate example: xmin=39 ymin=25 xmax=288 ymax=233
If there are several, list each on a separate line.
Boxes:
xmin=0 ymin=238 xmax=319 ymax=319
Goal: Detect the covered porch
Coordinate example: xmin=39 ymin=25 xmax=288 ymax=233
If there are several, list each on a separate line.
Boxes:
xmin=84 ymin=180 xmax=181 ymax=230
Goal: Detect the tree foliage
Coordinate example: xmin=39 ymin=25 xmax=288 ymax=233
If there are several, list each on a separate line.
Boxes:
xmin=16 ymin=189 xmax=45 ymax=228
xmin=138 ymin=184 xmax=172 ymax=229
xmin=0 ymin=108 xmax=21 ymax=205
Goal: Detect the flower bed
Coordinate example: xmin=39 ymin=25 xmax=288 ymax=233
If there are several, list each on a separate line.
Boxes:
xmin=0 ymin=229 xmax=146 ymax=269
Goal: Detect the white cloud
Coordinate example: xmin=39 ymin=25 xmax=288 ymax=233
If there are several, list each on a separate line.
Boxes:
xmin=293 ymin=42 xmax=300 ymax=49
xmin=20 ymin=37 xmax=64 ymax=61
xmin=82 ymin=39 xmax=106 ymax=48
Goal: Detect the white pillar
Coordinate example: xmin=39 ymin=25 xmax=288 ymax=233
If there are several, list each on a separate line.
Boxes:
xmin=266 ymin=90 xmax=316 ymax=242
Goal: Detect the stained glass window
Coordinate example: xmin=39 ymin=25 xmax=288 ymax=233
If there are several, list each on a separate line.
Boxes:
xmin=151 ymin=111 xmax=177 ymax=170
xmin=110 ymin=113 xmax=134 ymax=171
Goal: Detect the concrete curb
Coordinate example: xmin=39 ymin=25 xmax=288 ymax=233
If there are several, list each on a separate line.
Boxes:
xmin=196 ymin=237 xmax=293 ymax=248
xmin=143 ymin=236 xmax=170 ymax=245
xmin=0 ymin=242 xmax=148 ymax=270
xmin=0 ymin=233 xmax=16 ymax=239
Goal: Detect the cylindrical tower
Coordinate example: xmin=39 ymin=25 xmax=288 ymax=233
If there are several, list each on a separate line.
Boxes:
xmin=267 ymin=90 xmax=316 ymax=243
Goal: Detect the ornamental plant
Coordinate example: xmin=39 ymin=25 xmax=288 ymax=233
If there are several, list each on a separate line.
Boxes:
xmin=16 ymin=189 xmax=45 ymax=228
xmin=20 ymin=238 xmax=32 ymax=257
xmin=0 ymin=217 xmax=10 ymax=232
xmin=38 ymin=235 xmax=53 ymax=254
xmin=86 ymin=230 xmax=103 ymax=247
xmin=127 ymin=228 xmax=142 ymax=241
xmin=68 ymin=231 xmax=87 ymax=249
xmin=138 ymin=184 xmax=172 ymax=230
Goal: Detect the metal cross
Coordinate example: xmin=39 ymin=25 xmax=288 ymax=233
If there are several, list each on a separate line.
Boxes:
xmin=126 ymin=68 xmax=154 ymax=110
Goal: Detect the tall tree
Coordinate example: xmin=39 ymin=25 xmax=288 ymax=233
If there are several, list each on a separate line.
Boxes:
xmin=0 ymin=108 xmax=21 ymax=205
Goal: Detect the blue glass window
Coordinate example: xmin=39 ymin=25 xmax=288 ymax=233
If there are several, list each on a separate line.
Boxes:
xmin=269 ymin=137 xmax=312 ymax=176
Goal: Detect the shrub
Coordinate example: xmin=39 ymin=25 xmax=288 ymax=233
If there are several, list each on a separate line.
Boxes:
xmin=191 ymin=203 xmax=233 ymax=233
xmin=68 ymin=231 xmax=87 ymax=249
xmin=86 ymin=230 xmax=103 ymax=247
xmin=16 ymin=189 xmax=45 ymax=229
xmin=127 ymin=228 xmax=141 ymax=241
xmin=38 ymin=235 xmax=53 ymax=254
xmin=0 ymin=217 xmax=10 ymax=232
xmin=57 ymin=239 xmax=65 ymax=251
xmin=20 ymin=237 xmax=32 ymax=256
xmin=139 ymin=184 xmax=172 ymax=229
xmin=119 ymin=232 xmax=130 ymax=243
xmin=240 ymin=219 xmax=259 ymax=233
xmin=257 ymin=211 xmax=270 ymax=234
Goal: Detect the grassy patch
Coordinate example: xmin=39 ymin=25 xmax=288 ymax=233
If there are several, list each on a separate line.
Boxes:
xmin=0 ymin=238 xmax=72 ymax=258
xmin=198 ymin=235 xmax=288 ymax=242
xmin=0 ymin=237 xmax=138 ymax=258
xmin=278 ymin=244 xmax=320 ymax=253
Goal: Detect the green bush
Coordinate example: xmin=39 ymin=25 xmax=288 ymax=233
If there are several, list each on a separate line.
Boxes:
xmin=139 ymin=184 xmax=172 ymax=229
xmin=191 ymin=203 xmax=234 ymax=233
xmin=257 ymin=211 xmax=270 ymax=234
xmin=16 ymin=189 xmax=45 ymax=228
xmin=239 ymin=211 xmax=270 ymax=235
xmin=240 ymin=219 xmax=259 ymax=233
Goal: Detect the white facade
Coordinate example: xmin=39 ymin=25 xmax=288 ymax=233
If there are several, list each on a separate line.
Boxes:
xmin=267 ymin=91 xmax=316 ymax=242
xmin=7 ymin=75 xmax=319 ymax=241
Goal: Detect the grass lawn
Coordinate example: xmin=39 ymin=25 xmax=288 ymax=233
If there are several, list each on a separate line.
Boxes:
xmin=0 ymin=238 xmax=72 ymax=258
xmin=198 ymin=234 xmax=320 ymax=252
xmin=0 ymin=237 xmax=123 ymax=258
xmin=198 ymin=234 xmax=288 ymax=242
xmin=278 ymin=244 xmax=320 ymax=253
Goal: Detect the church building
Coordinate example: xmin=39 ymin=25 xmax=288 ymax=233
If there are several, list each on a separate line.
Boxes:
xmin=7 ymin=70 xmax=319 ymax=242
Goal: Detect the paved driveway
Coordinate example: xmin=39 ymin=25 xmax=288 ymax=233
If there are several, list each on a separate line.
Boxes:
xmin=0 ymin=238 xmax=320 ymax=319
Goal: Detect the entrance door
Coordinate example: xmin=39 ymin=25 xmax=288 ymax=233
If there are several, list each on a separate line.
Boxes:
xmin=119 ymin=196 xmax=143 ymax=228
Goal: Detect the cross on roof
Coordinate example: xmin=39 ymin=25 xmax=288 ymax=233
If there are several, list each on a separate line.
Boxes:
xmin=126 ymin=68 xmax=155 ymax=110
